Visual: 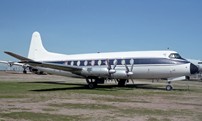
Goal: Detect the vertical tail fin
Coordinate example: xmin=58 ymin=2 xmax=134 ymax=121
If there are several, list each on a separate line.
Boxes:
xmin=28 ymin=31 xmax=67 ymax=61
xmin=28 ymin=31 xmax=49 ymax=60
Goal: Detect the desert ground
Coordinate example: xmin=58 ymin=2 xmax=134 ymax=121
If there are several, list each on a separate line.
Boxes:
xmin=0 ymin=71 xmax=202 ymax=121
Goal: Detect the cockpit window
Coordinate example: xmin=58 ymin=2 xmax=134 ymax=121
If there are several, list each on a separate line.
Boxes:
xmin=198 ymin=62 xmax=202 ymax=64
xmin=169 ymin=53 xmax=183 ymax=59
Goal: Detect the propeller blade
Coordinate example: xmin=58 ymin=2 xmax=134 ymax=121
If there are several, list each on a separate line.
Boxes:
xmin=131 ymin=78 xmax=134 ymax=84
xmin=130 ymin=63 xmax=134 ymax=72
xmin=113 ymin=59 xmax=117 ymax=69
xmin=106 ymin=59 xmax=111 ymax=70
xmin=125 ymin=64 xmax=129 ymax=73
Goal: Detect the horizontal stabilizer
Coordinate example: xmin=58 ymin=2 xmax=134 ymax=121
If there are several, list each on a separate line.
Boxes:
xmin=4 ymin=51 xmax=82 ymax=73
xmin=4 ymin=51 xmax=33 ymax=62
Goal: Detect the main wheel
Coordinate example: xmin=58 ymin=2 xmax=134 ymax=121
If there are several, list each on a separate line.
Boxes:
xmin=88 ymin=82 xmax=95 ymax=89
xmin=23 ymin=70 xmax=27 ymax=74
xmin=118 ymin=79 xmax=127 ymax=87
xmin=86 ymin=78 xmax=98 ymax=89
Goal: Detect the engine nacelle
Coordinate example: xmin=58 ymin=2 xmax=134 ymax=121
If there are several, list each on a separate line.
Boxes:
xmin=81 ymin=67 xmax=131 ymax=79
xmin=81 ymin=67 xmax=109 ymax=77
xmin=111 ymin=70 xmax=129 ymax=79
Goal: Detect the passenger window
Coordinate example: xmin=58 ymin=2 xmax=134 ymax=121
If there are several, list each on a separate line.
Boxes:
xmin=121 ymin=59 xmax=126 ymax=65
xmin=98 ymin=60 xmax=102 ymax=66
xmin=130 ymin=59 xmax=134 ymax=65
xmin=71 ymin=61 xmax=74 ymax=66
xmin=77 ymin=61 xmax=80 ymax=66
xmin=91 ymin=60 xmax=95 ymax=66
xmin=113 ymin=59 xmax=118 ymax=65
xmin=64 ymin=61 xmax=68 ymax=65
xmin=84 ymin=60 xmax=88 ymax=66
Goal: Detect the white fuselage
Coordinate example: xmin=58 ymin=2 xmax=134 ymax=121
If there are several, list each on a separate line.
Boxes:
xmin=33 ymin=50 xmax=192 ymax=79
xmin=25 ymin=32 xmax=196 ymax=80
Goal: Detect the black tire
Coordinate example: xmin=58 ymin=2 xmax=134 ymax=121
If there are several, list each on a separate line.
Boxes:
xmin=118 ymin=79 xmax=127 ymax=87
xmin=23 ymin=70 xmax=27 ymax=74
xmin=166 ymin=85 xmax=173 ymax=91
xmin=88 ymin=83 xmax=94 ymax=89
xmin=88 ymin=82 xmax=97 ymax=89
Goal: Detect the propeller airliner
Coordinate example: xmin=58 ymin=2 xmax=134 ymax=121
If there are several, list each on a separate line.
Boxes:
xmin=4 ymin=32 xmax=199 ymax=90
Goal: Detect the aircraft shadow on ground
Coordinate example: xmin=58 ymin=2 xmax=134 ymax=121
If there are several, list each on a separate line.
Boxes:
xmin=25 ymin=81 xmax=84 ymax=86
xmin=21 ymin=81 xmax=176 ymax=92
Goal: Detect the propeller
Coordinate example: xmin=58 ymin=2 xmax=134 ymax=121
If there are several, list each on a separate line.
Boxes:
xmin=125 ymin=59 xmax=135 ymax=84
xmin=106 ymin=59 xmax=117 ymax=80
xmin=106 ymin=59 xmax=117 ymax=74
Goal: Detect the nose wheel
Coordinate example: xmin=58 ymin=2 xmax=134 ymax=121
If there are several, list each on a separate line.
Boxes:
xmin=166 ymin=81 xmax=173 ymax=91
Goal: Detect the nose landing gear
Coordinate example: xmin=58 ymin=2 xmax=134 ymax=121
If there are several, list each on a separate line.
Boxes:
xmin=166 ymin=81 xmax=173 ymax=91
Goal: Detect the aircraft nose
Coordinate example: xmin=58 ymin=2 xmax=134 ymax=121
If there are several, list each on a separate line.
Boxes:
xmin=190 ymin=63 xmax=199 ymax=74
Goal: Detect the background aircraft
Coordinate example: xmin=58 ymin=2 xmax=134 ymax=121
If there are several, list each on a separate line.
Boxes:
xmin=187 ymin=59 xmax=202 ymax=73
xmin=0 ymin=60 xmax=44 ymax=74
xmin=0 ymin=60 xmax=28 ymax=73
xmin=4 ymin=32 xmax=199 ymax=91
xmin=186 ymin=59 xmax=202 ymax=80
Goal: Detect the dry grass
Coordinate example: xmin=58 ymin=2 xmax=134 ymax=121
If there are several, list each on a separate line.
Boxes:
xmin=0 ymin=71 xmax=202 ymax=121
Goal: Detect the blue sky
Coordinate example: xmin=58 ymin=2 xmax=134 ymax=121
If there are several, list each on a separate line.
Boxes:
xmin=0 ymin=0 xmax=202 ymax=62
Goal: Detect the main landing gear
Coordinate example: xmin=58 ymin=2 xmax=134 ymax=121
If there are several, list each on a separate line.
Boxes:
xmin=23 ymin=67 xmax=27 ymax=74
xmin=86 ymin=78 xmax=128 ymax=89
xmin=23 ymin=70 xmax=27 ymax=74
xmin=86 ymin=78 xmax=97 ymax=89
xmin=117 ymin=79 xmax=128 ymax=87
xmin=86 ymin=78 xmax=105 ymax=89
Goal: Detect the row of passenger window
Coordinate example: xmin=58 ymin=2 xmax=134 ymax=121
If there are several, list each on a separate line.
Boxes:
xmin=52 ymin=58 xmax=176 ymax=66
xmin=65 ymin=59 xmax=134 ymax=66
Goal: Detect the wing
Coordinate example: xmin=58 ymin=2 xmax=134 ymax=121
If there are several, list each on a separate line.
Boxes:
xmin=4 ymin=51 xmax=82 ymax=73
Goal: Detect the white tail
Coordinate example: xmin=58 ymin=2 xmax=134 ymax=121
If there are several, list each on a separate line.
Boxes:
xmin=28 ymin=31 xmax=67 ymax=61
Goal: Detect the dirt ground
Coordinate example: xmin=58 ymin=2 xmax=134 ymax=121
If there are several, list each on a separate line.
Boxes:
xmin=0 ymin=71 xmax=202 ymax=121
